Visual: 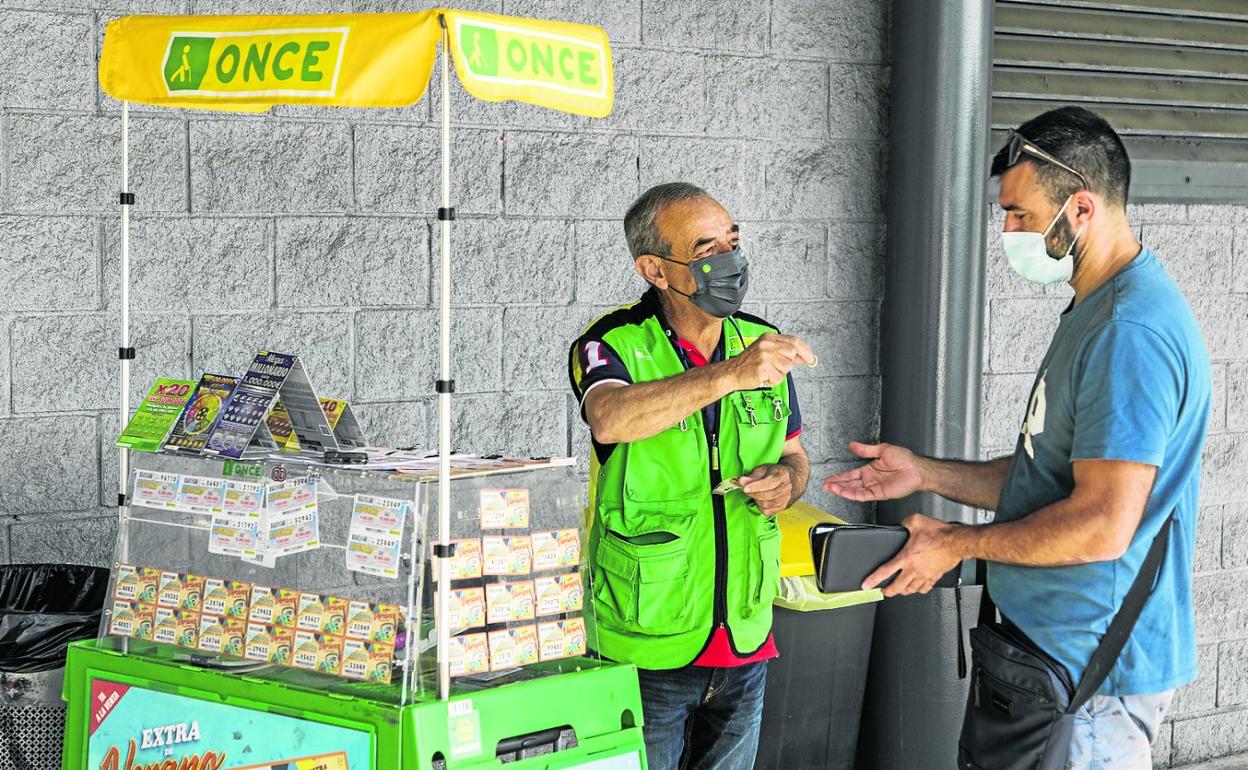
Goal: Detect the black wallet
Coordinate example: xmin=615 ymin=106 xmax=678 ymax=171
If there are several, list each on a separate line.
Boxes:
xmin=810 ymin=523 xmax=910 ymax=593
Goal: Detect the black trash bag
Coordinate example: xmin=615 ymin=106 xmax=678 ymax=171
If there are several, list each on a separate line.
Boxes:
xmin=0 ymin=564 xmax=111 ymax=674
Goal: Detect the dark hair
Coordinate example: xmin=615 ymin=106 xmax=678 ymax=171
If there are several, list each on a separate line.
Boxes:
xmin=991 ymin=106 xmax=1131 ymax=209
xmin=624 ymin=182 xmax=709 ymax=259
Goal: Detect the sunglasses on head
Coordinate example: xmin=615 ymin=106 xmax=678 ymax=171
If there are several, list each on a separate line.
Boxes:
xmin=1004 ymin=129 xmax=1090 ymax=193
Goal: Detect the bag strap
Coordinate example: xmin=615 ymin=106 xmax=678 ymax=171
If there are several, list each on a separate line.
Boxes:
xmin=974 ymin=512 xmax=1175 ymax=712
xmin=1066 ymin=512 xmax=1174 ymax=714
xmin=977 ymin=557 xmax=995 ymax=626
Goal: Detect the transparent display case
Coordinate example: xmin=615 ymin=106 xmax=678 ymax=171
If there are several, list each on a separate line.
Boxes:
xmin=99 ymin=452 xmax=602 ymax=707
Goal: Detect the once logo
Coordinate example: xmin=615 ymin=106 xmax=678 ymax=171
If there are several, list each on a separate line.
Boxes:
xmin=223 ymin=460 xmax=263 ymax=479
xmin=456 ymin=20 xmax=606 ymax=95
xmin=162 ymin=28 xmax=349 ymax=96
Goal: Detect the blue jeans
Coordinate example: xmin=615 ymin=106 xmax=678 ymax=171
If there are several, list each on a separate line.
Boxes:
xmin=1066 ymin=690 xmax=1174 ymax=770
xmin=636 ymin=662 xmax=768 ymax=770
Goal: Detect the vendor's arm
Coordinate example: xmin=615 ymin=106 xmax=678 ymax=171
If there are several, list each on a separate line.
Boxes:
xmin=581 ymin=333 xmax=814 ymax=445
xmin=741 ymin=436 xmax=810 ymax=516
xmin=583 ymin=366 xmax=733 ymax=445
xmin=823 ymin=442 xmax=1011 ymax=512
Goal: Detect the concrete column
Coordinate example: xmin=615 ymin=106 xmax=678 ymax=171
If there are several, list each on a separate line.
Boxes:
xmin=856 ymin=1 xmax=994 ymax=768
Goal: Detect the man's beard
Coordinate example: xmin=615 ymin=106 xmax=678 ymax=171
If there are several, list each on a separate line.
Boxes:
xmin=1046 ymin=214 xmax=1082 ymax=272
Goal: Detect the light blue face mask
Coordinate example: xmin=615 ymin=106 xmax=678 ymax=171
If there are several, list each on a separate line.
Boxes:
xmin=1001 ymin=195 xmax=1085 ymax=286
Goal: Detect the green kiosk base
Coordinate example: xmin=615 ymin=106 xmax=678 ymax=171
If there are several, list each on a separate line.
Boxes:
xmin=62 ymin=639 xmax=647 ymax=770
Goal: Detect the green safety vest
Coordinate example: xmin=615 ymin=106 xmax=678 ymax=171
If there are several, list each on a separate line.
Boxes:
xmin=574 ymin=292 xmax=791 ymax=669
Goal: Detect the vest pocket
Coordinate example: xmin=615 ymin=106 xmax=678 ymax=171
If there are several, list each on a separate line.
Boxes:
xmin=593 ymin=532 xmax=695 ymax=636
xmin=726 ymin=390 xmax=790 ymax=475
xmin=729 ymin=389 xmax=789 ymax=428
xmin=622 ymin=425 xmax=706 ymax=503
xmin=744 ymin=518 xmax=782 ymax=618
xmin=609 ymin=501 xmax=698 ymax=541
xmin=593 ymin=535 xmax=638 ymax=625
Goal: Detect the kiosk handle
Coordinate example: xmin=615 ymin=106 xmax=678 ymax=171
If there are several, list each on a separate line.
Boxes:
xmin=495 ymin=725 xmax=577 ymax=762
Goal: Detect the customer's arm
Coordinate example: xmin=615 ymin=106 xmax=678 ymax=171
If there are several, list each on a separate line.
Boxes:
xmin=952 ymin=459 xmax=1155 ymax=566
xmin=857 ymin=317 xmax=1182 ymax=597
xmin=864 ymin=458 xmax=1156 ymax=597
xmin=823 ymin=442 xmax=1012 ymax=512
xmin=584 ymin=334 xmax=814 ymax=444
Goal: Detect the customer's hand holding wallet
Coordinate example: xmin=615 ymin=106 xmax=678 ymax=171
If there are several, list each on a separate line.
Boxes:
xmin=810 ymin=522 xmax=910 ymax=593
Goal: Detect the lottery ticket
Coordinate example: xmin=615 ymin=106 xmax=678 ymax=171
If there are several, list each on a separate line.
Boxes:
xmin=448 ymin=632 xmax=489 ymax=677
xmin=485 ymin=580 xmax=536 ymax=624
xmin=157 ymin=571 xmax=205 ymax=610
xmin=292 ymin=631 xmax=343 ymax=676
xmin=538 ymin=617 xmax=587 ymax=662
xmin=482 ymin=535 xmax=532 ymax=576
xmin=479 ymin=488 xmax=530 ymax=529
xmin=202 ymin=578 xmax=251 ymax=619
xmin=296 ymin=593 xmax=347 ymax=635
xmin=488 ymin=625 xmax=539 ymax=671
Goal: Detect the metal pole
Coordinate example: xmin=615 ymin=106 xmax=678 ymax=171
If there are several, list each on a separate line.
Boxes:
xmin=856 ymin=1 xmax=993 ymax=768
xmin=436 ymin=20 xmax=454 ymax=702
xmin=119 ymin=101 xmax=132 ymax=527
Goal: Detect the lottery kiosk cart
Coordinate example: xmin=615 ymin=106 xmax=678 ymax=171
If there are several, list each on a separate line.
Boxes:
xmin=62 ymin=10 xmax=645 ymax=770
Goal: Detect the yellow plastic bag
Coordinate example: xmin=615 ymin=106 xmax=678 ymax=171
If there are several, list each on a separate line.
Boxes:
xmin=776 ymin=574 xmax=882 ymax=612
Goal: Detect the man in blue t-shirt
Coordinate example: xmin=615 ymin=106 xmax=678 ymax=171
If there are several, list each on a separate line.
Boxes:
xmin=823 ymin=106 xmax=1212 ymax=768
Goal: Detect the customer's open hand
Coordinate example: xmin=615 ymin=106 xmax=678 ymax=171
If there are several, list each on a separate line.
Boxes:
xmin=822 ymin=441 xmax=924 ymax=502
xmin=863 ymin=513 xmax=963 ymax=597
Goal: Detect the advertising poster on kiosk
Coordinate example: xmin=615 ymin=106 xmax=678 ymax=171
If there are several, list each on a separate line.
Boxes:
xmin=87 ymin=679 xmax=372 ymax=770
xmin=116 ymin=379 xmax=198 ymax=453
xmin=165 ymin=373 xmax=238 ymax=455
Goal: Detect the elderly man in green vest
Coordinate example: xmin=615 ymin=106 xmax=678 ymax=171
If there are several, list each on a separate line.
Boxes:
xmin=568 ymin=182 xmax=816 ymax=770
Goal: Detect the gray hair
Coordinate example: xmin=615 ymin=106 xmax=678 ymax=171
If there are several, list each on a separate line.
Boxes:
xmin=624 ymin=182 xmax=709 ymax=259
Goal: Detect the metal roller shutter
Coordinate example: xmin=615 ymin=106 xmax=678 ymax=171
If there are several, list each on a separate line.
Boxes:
xmin=991 ymin=0 xmax=1248 ymax=201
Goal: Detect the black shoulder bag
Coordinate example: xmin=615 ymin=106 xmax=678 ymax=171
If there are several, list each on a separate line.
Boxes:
xmin=958 ymin=513 xmax=1174 ymax=770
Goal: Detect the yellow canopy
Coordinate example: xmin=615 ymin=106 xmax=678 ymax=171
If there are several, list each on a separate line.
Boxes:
xmin=98 ymin=9 xmax=613 ymax=117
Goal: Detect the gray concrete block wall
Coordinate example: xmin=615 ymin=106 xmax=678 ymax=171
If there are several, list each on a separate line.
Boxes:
xmin=0 ymin=0 xmax=890 ymax=561
xmin=981 ymin=202 xmax=1248 ymax=766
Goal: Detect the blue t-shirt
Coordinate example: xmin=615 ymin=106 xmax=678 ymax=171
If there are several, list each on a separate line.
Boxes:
xmin=989 ymin=247 xmax=1212 ymax=696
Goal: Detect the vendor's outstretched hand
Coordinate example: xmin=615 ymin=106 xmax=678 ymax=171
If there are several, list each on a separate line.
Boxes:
xmin=822 ymin=441 xmax=924 ymax=502
xmin=728 ymin=333 xmax=816 ymax=391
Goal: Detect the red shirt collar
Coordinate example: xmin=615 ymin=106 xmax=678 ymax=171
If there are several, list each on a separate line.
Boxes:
xmin=676 ymin=338 xmax=710 ymax=367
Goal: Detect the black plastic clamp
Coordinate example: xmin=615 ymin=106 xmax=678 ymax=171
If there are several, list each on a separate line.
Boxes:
xmin=433 ymin=543 xmax=457 ymax=558
xmin=437 ymin=207 xmax=456 ymax=221
xmin=117 ymin=493 xmax=127 ymax=507
xmin=119 ymin=192 xmax=136 ymax=205
xmin=119 ymin=347 xmax=136 ymax=360
xmin=435 ymin=379 xmax=456 ymax=394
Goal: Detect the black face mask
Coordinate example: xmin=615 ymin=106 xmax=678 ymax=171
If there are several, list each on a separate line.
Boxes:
xmin=659 ymin=247 xmax=750 ymax=318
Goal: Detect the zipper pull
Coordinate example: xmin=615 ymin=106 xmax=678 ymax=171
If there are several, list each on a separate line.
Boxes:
xmin=712 ymin=434 xmax=720 ymax=471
